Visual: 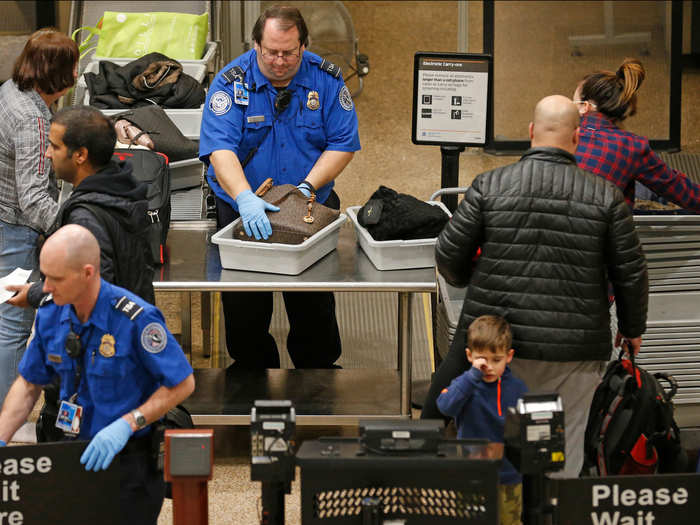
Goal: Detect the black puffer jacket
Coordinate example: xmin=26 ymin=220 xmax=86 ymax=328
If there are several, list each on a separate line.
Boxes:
xmin=437 ymin=147 xmax=648 ymax=362
xmin=28 ymin=161 xmax=155 ymax=306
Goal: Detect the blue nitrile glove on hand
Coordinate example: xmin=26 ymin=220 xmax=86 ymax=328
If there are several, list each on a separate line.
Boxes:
xmin=80 ymin=417 xmax=133 ymax=471
xmin=236 ymin=189 xmax=280 ymax=240
xmin=296 ymin=184 xmax=312 ymax=198
xmin=0 ymin=440 xmax=6 ymax=447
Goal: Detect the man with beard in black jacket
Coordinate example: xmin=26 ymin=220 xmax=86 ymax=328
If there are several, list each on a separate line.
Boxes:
xmin=422 ymin=95 xmax=648 ymax=478
xmin=7 ymin=105 xmax=154 ymax=307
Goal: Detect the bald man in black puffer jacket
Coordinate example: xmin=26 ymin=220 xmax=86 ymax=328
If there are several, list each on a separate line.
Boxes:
xmin=423 ymin=95 xmax=648 ymax=478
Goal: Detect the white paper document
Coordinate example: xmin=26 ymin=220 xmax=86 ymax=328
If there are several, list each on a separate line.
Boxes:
xmin=0 ymin=268 xmax=32 ymax=305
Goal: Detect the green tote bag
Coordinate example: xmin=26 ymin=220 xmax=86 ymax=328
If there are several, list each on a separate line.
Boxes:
xmin=73 ymin=11 xmax=208 ymax=61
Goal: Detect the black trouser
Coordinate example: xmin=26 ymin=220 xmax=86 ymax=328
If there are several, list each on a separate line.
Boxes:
xmin=421 ymin=313 xmax=470 ymax=421
xmin=216 ymin=192 xmax=342 ymax=368
xmin=119 ymin=434 xmax=166 ymax=525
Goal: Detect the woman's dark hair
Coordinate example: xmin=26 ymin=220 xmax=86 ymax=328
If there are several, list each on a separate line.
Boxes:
xmin=12 ymin=28 xmax=79 ymax=94
xmin=579 ymin=58 xmax=645 ymax=123
xmin=252 ymin=5 xmax=309 ymax=47
xmin=51 ymin=106 xmax=116 ymax=168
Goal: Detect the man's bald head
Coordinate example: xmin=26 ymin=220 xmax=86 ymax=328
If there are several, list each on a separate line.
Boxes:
xmin=529 ymin=95 xmax=580 ymax=153
xmin=42 ymin=224 xmax=100 ymax=272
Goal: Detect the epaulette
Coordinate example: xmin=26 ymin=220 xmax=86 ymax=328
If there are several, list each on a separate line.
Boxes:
xmin=114 ymin=296 xmax=144 ymax=321
xmin=318 ymin=59 xmax=341 ymax=79
xmin=38 ymin=293 xmax=53 ymax=307
xmin=222 ymin=65 xmax=245 ymax=84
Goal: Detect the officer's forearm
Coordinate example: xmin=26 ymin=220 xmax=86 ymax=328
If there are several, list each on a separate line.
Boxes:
xmin=123 ymin=374 xmax=195 ymax=432
xmin=210 ymin=150 xmax=251 ymax=199
xmin=0 ymin=376 xmax=42 ymax=443
xmin=304 ymin=150 xmax=354 ymax=190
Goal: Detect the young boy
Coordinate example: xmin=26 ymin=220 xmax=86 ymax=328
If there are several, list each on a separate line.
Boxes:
xmin=437 ymin=315 xmax=528 ymax=525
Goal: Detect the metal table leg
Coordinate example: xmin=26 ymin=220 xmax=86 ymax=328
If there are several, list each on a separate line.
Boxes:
xmin=180 ymin=291 xmax=192 ymax=361
xmin=201 ymin=291 xmax=211 ymax=359
xmin=398 ymin=291 xmax=413 ymax=417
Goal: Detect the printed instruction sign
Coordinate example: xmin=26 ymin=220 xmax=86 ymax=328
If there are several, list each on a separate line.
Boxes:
xmin=412 ymin=52 xmax=492 ymax=147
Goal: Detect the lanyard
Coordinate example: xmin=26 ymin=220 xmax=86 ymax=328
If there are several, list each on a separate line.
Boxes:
xmin=65 ymin=322 xmax=93 ymax=403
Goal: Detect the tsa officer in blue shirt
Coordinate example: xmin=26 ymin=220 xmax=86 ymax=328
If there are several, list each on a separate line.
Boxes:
xmin=0 ymin=225 xmax=195 ymax=525
xmin=199 ymin=5 xmax=360 ymax=369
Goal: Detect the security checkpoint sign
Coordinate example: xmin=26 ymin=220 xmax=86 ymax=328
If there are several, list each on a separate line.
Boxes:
xmin=0 ymin=441 xmax=119 ymax=524
xmin=555 ymin=474 xmax=700 ymax=525
xmin=412 ymin=52 xmax=492 ymax=147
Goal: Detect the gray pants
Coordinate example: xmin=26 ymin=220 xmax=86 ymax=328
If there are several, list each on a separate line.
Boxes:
xmin=509 ymin=358 xmax=606 ymax=478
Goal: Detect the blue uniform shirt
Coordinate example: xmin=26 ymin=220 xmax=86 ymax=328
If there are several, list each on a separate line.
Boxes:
xmin=199 ymin=49 xmax=360 ymax=209
xmin=19 ymin=279 xmax=193 ymax=440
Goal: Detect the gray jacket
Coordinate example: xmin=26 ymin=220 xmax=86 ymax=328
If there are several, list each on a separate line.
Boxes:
xmin=436 ymin=147 xmax=648 ymax=362
xmin=0 ymin=80 xmax=58 ymax=233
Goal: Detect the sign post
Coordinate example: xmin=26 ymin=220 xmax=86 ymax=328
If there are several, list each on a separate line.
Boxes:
xmin=412 ymin=52 xmax=492 ymax=212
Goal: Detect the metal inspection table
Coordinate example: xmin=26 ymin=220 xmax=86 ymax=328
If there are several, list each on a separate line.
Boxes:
xmin=153 ymin=221 xmax=437 ymax=425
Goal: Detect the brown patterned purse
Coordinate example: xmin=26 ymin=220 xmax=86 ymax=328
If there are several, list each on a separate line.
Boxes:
xmin=232 ymin=178 xmax=340 ymax=244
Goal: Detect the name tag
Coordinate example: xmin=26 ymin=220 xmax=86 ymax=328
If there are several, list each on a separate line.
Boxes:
xmin=247 ymin=115 xmax=265 ymax=123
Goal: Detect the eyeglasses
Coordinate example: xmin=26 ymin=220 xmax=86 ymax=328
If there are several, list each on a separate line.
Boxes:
xmin=573 ymin=99 xmax=597 ymax=110
xmin=260 ymin=45 xmax=301 ymax=63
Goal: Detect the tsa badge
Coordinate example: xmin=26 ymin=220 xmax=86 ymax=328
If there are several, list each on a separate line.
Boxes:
xmin=233 ymin=81 xmax=249 ymax=106
xmin=99 ymin=333 xmax=116 ymax=358
xmin=307 ymin=90 xmax=320 ymax=110
xmin=56 ymin=400 xmax=83 ymax=436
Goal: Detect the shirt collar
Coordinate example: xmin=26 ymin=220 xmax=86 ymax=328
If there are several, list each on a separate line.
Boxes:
xmin=59 ymin=279 xmax=111 ymax=332
xmin=580 ymin=111 xmax=616 ymax=130
xmin=12 ymin=82 xmax=52 ymax=121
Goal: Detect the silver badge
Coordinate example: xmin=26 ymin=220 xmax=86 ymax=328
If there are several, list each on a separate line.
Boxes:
xmin=141 ymin=322 xmax=167 ymax=354
xmin=339 ymin=85 xmax=353 ymax=111
xmin=210 ymin=90 xmax=232 ymax=116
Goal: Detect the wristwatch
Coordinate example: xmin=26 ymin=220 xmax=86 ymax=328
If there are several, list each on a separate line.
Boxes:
xmin=131 ymin=409 xmax=147 ymax=430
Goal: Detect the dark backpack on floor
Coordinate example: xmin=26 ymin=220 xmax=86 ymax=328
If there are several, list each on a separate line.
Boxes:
xmin=113 ymin=149 xmax=171 ymax=264
xmin=582 ymin=353 xmax=687 ymax=476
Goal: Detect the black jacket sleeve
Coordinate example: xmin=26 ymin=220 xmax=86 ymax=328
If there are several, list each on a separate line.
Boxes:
xmin=606 ymin=194 xmax=648 ymax=338
xmin=435 ymin=180 xmax=483 ymax=287
xmin=66 ymin=206 xmax=116 ymax=284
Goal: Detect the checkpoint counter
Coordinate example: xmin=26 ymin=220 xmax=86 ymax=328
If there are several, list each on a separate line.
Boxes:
xmin=154 ymin=220 xmax=436 ymax=425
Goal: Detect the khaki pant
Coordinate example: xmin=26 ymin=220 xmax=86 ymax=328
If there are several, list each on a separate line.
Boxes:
xmin=499 ymin=483 xmax=522 ymax=525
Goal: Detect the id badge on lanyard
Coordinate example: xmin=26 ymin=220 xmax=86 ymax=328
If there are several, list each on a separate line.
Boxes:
xmin=56 ymin=399 xmax=83 ymax=436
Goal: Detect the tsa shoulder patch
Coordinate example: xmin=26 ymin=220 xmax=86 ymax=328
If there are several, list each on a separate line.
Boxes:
xmin=115 ymin=296 xmax=143 ymax=320
xmin=210 ymin=90 xmax=233 ymax=115
xmin=339 ymin=85 xmax=353 ymax=111
xmin=141 ymin=322 xmax=167 ymax=354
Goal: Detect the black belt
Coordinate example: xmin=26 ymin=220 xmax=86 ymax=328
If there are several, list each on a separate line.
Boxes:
xmin=120 ymin=431 xmax=152 ymax=455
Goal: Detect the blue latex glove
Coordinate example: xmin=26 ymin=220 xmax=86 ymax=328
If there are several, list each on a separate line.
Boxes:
xmin=236 ymin=189 xmax=280 ymax=240
xmin=0 ymin=440 xmax=5 ymax=447
xmin=296 ymin=184 xmax=312 ymax=198
xmin=80 ymin=417 xmax=133 ymax=472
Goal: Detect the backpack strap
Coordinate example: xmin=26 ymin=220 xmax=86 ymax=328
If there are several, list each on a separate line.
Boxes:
xmin=596 ymin=373 xmax=634 ymax=476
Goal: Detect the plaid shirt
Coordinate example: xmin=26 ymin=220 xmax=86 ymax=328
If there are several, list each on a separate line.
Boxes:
xmin=576 ymin=112 xmax=700 ymax=211
xmin=0 ymin=80 xmax=58 ymax=233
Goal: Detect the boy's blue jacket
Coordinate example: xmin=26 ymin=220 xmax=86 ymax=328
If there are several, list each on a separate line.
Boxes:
xmin=437 ymin=366 xmax=527 ymax=484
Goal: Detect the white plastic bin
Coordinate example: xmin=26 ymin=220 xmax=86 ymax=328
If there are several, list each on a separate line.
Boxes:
xmin=169 ymin=158 xmax=203 ymax=191
xmin=212 ymin=214 xmax=347 ymax=275
xmin=346 ymin=202 xmax=451 ymax=270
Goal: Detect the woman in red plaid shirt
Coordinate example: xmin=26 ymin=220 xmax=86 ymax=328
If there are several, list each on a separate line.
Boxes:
xmin=574 ymin=58 xmax=700 ymax=211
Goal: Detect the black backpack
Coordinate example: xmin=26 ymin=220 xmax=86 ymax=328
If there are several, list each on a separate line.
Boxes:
xmin=582 ymin=353 xmax=687 ymax=476
xmin=113 ymin=149 xmax=171 ymax=264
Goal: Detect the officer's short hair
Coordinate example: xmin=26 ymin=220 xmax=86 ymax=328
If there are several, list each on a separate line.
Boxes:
xmin=51 ymin=106 xmax=116 ymax=168
xmin=252 ymin=5 xmax=309 ymax=47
